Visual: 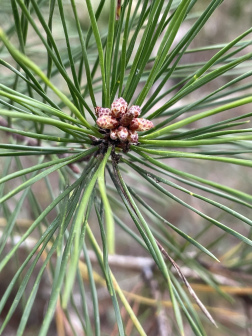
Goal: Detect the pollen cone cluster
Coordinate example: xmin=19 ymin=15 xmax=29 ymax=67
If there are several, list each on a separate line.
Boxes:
xmin=96 ymin=97 xmax=154 ymax=144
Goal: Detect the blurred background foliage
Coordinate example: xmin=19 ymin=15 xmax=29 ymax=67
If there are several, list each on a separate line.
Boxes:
xmin=0 ymin=0 xmax=252 ymax=335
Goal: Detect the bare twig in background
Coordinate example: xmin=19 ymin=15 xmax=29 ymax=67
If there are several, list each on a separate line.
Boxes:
xmin=88 ymin=249 xmax=154 ymax=271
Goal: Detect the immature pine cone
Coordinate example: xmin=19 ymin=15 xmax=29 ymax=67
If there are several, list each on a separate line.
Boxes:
xmin=111 ymin=97 xmax=128 ymax=118
xmin=95 ymin=107 xmax=111 ymax=117
xmin=129 ymin=118 xmax=154 ymax=131
xmin=128 ymin=105 xmax=141 ymax=118
xmin=117 ymin=126 xmax=129 ymax=142
xmin=96 ymin=115 xmax=119 ymax=129
xmin=127 ymin=130 xmax=138 ymax=144
xmin=95 ymin=97 xmax=154 ymax=145
xmin=110 ymin=129 xmax=118 ymax=140
xmin=120 ymin=109 xmax=135 ymax=126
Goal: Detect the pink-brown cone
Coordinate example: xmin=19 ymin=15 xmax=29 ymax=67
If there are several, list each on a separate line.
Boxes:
xmin=111 ymin=97 xmax=128 ymax=118
xmin=120 ymin=109 xmax=135 ymax=126
xmin=95 ymin=107 xmax=111 ymax=117
xmin=127 ymin=130 xmax=138 ymax=144
xmin=96 ymin=115 xmax=119 ymax=129
xmin=128 ymin=105 xmax=141 ymax=118
xmin=117 ymin=126 xmax=129 ymax=142
xmin=110 ymin=129 xmax=118 ymax=140
xmin=129 ymin=118 xmax=154 ymax=131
